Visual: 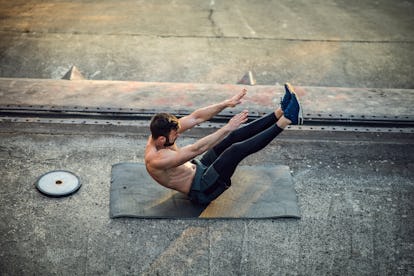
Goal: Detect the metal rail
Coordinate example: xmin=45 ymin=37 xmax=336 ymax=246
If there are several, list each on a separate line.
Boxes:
xmin=0 ymin=104 xmax=413 ymax=133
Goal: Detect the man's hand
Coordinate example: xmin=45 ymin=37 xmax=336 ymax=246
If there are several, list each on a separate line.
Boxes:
xmin=179 ymin=88 xmax=247 ymax=133
xmin=226 ymin=88 xmax=247 ymax=108
xmin=226 ymin=110 xmax=249 ymax=131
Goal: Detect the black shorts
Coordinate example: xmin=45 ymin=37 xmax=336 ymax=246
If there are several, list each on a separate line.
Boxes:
xmin=188 ymin=159 xmax=230 ymax=205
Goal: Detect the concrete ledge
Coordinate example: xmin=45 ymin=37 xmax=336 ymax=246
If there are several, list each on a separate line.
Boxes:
xmin=0 ymin=78 xmax=413 ymax=118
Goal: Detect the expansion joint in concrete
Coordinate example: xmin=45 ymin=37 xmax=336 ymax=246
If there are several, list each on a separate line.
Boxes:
xmin=1 ymin=29 xmax=414 ymax=44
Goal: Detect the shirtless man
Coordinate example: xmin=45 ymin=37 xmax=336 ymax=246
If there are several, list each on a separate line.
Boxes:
xmin=145 ymin=83 xmax=302 ymax=205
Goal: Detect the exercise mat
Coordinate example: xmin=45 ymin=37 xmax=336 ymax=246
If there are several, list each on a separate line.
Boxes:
xmin=110 ymin=163 xmax=301 ymax=219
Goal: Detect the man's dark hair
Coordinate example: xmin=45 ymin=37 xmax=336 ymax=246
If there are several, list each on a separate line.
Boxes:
xmin=150 ymin=113 xmax=180 ymax=139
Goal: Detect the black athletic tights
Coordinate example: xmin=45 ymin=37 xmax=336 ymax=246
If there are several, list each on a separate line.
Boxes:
xmin=201 ymin=112 xmax=283 ymax=182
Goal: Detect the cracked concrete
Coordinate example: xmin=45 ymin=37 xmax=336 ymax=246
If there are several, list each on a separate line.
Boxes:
xmin=207 ymin=0 xmax=223 ymax=37
xmin=0 ymin=0 xmax=413 ymax=87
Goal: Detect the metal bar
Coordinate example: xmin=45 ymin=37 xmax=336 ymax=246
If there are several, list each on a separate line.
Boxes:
xmin=1 ymin=116 xmax=413 ymax=134
xmin=0 ymin=104 xmax=413 ymax=129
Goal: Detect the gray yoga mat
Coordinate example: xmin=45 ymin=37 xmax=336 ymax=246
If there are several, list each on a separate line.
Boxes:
xmin=110 ymin=162 xmax=301 ymax=219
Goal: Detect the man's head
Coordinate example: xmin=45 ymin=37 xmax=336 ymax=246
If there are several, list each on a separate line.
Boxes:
xmin=150 ymin=113 xmax=180 ymax=147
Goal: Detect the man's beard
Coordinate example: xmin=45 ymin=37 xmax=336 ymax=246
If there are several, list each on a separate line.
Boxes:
xmin=164 ymin=136 xmax=176 ymax=147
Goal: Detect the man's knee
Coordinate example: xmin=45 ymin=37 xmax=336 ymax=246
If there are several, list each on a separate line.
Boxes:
xmin=225 ymin=142 xmax=245 ymax=158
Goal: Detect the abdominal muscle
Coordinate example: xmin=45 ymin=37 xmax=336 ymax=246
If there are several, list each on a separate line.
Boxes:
xmin=148 ymin=161 xmax=196 ymax=195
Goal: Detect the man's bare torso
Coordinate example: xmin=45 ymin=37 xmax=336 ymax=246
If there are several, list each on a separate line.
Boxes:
xmin=144 ymin=89 xmax=248 ymax=195
xmin=144 ymin=137 xmax=196 ymax=195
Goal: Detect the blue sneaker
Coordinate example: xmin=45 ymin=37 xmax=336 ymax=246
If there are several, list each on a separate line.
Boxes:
xmin=280 ymin=83 xmax=292 ymax=111
xmin=284 ymin=92 xmax=303 ymax=125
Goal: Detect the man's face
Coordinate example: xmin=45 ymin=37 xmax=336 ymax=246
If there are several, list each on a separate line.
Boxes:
xmin=164 ymin=129 xmax=179 ymax=147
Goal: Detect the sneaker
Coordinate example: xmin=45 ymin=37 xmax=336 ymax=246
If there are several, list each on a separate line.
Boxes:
xmin=284 ymin=92 xmax=304 ymax=125
xmin=280 ymin=83 xmax=292 ymax=111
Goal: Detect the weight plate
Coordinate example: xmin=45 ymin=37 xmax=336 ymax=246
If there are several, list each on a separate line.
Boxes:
xmin=35 ymin=170 xmax=81 ymax=197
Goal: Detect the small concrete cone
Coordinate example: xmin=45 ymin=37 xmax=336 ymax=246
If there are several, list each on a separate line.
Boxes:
xmin=62 ymin=66 xmax=85 ymax=80
xmin=237 ymin=71 xmax=256 ymax=85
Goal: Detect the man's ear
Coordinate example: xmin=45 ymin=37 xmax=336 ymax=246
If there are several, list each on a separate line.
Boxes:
xmin=155 ymin=136 xmax=166 ymax=146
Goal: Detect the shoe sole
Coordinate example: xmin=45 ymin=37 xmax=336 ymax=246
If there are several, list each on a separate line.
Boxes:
xmin=285 ymin=83 xmax=304 ymax=125
xmin=284 ymin=83 xmax=294 ymax=97
xmin=294 ymin=92 xmax=304 ymax=125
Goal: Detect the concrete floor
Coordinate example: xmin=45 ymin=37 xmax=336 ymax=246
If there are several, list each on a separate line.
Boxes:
xmin=0 ymin=123 xmax=413 ymax=275
xmin=1 ymin=0 xmax=414 ymax=275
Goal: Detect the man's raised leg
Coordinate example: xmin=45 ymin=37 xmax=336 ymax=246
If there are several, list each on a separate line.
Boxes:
xmin=209 ymin=91 xmax=302 ymax=184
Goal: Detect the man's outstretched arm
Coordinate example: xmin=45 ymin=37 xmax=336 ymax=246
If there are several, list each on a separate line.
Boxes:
xmin=178 ymin=88 xmax=247 ymax=133
xmin=149 ymin=111 xmax=249 ymax=170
